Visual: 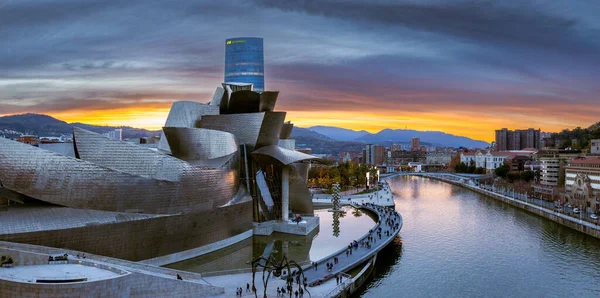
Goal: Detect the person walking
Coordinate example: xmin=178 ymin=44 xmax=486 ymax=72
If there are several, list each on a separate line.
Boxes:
xmin=246 ymin=283 xmax=250 ymax=293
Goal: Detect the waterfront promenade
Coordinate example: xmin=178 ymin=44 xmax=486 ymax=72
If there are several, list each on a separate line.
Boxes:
xmin=300 ymin=203 xmax=402 ymax=287
xmin=312 ymin=181 xmax=395 ymax=207
xmin=203 ymin=200 xmax=402 ymax=298
xmin=392 ymin=172 xmax=600 ymax=239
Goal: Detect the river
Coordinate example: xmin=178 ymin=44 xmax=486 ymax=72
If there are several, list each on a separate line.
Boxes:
xmin=356 ymin=175 xmax=600 ymax=297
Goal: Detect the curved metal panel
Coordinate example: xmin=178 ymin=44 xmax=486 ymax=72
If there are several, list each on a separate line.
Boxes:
xmin=225 ymin=90 xmax=260 ymax=114
xmin=279 ymin=122 xmax=293 ymax=139
xmin=289 ymin=165 xmax=314 ymax=216
xmin=74 ymin=127 xmax=187 ymax=182
xmin=158 ymin=101 xmax=220 ymax=152
xmin=251 ymin=145 xmax=323 ymax=166
xmin=293 ymin=162 xmax=310 ymax=184
xmin=278 ymin=139 xmax=295 ymax=151
xmin=163 ymin=127 xmax=238 ymax=162
xmin=209 ymin=87 xmax=225 ymax=106
xmin=0 ymin=135 xmax=240 ymax=214
xmin=259 ymin=91 xmax=279 ymax=112
xmin=256 ymin=112 xmax=286 ymax=148
xmin=196 ymin=113 xmax=265 ymax=146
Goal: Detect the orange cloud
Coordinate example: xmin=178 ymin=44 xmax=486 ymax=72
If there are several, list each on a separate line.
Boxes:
xmin=47 ymin=105 xmax=172 ymax=130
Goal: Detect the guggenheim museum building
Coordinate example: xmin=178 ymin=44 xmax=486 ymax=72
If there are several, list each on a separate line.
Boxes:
xmin=0 ymin=81 xmax=320 ymax=262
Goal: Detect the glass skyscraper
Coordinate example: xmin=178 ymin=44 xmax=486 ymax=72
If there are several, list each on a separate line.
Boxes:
xmin=224 ymin=37 xmax=264 ymax=92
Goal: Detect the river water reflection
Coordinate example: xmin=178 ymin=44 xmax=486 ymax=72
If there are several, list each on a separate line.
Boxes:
xmin=356 ymin=175 xmax=600 ymax=297
xmin=166 ymin=205 xmax=375 ymax=274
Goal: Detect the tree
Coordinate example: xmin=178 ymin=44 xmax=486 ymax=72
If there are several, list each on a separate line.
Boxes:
xmin=521 ymin=170 xmax=535 ymax=182
xmin=494 ymin=163 xmax=510 ymax=178
xmin=467 ymin=160 xmax=476 ymax=173
xmin=454 ymin=162 xmax=468 ymax=173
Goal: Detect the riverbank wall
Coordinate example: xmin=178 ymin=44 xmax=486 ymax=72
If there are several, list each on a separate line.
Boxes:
xmin=411 ymin=174 xmax=600 ymax=240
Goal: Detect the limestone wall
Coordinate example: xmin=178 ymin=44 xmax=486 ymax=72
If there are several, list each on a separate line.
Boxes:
xmin=0 ymin=201 xmax=252 ymax=261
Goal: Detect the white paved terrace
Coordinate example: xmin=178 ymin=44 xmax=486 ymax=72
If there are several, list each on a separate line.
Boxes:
xmin=0 ymin=263 xmax=122 ymax=283
xmin=312 ymin=180 xmax=395 ymax=207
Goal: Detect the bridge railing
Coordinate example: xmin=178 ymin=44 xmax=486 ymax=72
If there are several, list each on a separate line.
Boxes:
xmin=321 ymin=273 xmax=352 ymax=298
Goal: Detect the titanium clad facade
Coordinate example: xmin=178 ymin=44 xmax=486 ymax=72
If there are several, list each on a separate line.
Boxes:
xmin=225 ymin=37 xmax=264 ymax=92
xmin=259 ymin=91 xmax=279 ymax=112
xmin=0 ymin=133 xmax=241 ymax=214
xmin=226 ymin=90 xmax=261 ymax=114
xmin=0 ymin=133 xmax=252 ymax=261
xmin=196 ymin=112 xmax=286 ymax=148
xmin=0 ymin=79 xmax=321 ymax=262
xmin=251 ymin=145 xmax=322 ymax=166
xmin=162 ymin=127 xmax=238 ymax=162
xmin=158 ymin=101 xmax=220 ymax=153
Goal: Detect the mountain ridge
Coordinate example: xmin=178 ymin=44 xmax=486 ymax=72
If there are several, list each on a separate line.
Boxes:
xmin=0 ymin=113 xmax=160 ymax=139
xmin=1 ymin=113 xmax=488 ymax=149
xmin=296 ymin=125 xmax=489 ymax=148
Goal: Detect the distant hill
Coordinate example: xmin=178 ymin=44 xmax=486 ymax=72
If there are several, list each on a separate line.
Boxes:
xmin=0 ymin=113 xmax=159 ymax=139
xmin=290 ymin=126 xmax=332 ymax=141
xmin=296 ymin=125 xmax=488 ymax=148
xmin=0 ymin=113 xmax=489 ymax=153
xmin=308 ymin=126 xmax=369 ymax=141
xmin=355 ymin=129 xmax=489 ymax=148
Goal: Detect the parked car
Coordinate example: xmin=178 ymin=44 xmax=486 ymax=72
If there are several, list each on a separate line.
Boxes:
xmin=566 ymin=203 xmax=573 ymax=208
xmin=573 ymin=208 xmax=580 ymax=214
xmin=591 ymin=214 xmax=598 ymax=220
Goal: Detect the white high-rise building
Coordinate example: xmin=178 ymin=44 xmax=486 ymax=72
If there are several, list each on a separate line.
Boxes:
xmin=103 ymin=129 xmax=122 ymax=141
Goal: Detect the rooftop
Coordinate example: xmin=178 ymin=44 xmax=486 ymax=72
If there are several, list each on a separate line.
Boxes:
xmin=568 ymin=157 xmax=600 ymax=166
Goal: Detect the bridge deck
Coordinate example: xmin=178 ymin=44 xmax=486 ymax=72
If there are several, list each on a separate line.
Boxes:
xmin=299 ymin=203 xmax=402 ymax=287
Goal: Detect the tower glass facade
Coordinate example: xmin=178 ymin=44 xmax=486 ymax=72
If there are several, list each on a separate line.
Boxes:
xmin=225 ymin=37 xmax=264 ymax=92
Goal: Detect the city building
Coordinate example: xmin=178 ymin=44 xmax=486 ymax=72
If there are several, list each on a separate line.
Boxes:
xmin=363 ymin=144 xmax=384 ymax=166
xmin=460 ymin=149 xmax=537 ymax=173
xmin=495 ymin=128 xmax=541 ymax=150
xmin=426 ymin=151 xmax=454 ymax=165
xmin=564 ymin=157 xmax=600 ymax=213
xmin=0 ymin=83 xmax=321 ymax=263
xmin=389 ymin=150 xmax=427 ymax=165
xmin=338 ymin=150 xmax=361 ymax=164
xmin=506 ymin=155 xmax=533 ymax=172
xmin=103 ymin=128 xmax=122 ymax=141
xmin=591 ymin=139 xmax=600 ymax=154
xmin=16 ymin=135 xmax=38 ymax=146
xmin=39 ymin=136 xmax=61 ymax=143
xmin=224 ymin=37 xmax=264 ymax=92
xmin=533 ymin=149 xmax=582 ymax=200
xmin=410 ymin=137 xmax=420 ymax=151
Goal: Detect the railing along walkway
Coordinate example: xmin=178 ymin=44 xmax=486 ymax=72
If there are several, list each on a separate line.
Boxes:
xmin=299 ymin=203 xmax=402 ymax=287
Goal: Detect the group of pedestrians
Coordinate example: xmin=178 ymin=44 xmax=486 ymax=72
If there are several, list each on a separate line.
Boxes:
xmin=301 ymin=201 xmax=400 ymax=292
xmin=335 ymin=274 xmax=344 ymax=285
xmin=276 ymin=286 xmax=304 ymax=297
xmin=326 ymin=261 xmax=334 ymax=272
xmin=235 ymin=283 xmax=251 ymax=297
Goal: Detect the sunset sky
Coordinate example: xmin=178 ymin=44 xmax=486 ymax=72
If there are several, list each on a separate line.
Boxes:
xmin=1 ymin=0 xmax=599 ymax=142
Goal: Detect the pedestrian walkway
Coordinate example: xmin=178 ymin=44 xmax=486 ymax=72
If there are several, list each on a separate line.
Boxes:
xmin=312 ymin=180 xmax=395 ymax=207
xmin=298 ymin=203 xmax=402 ymax=287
